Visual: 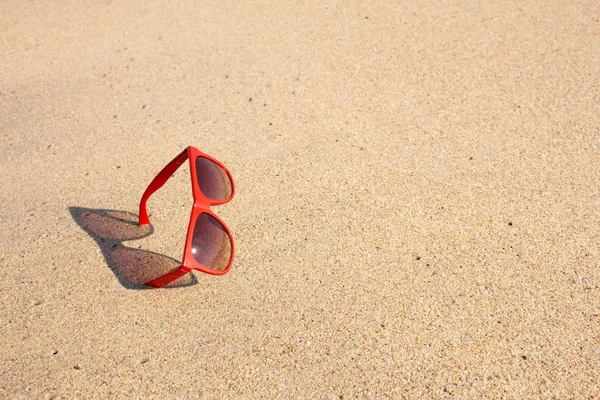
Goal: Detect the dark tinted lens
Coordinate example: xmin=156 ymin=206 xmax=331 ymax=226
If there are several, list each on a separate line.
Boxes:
xmin=195 ymin=156 xmax=232 ymax=201
xmin=191 ymin=213 xmax=232 ymax=271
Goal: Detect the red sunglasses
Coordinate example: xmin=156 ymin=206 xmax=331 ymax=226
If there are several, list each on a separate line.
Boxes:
xmin=138 ymin=146 xmax=235 ymax=288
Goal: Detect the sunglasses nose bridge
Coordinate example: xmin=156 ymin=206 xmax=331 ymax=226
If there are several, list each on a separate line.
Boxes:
xmin=191 ymin=184 xmax=203 ymax=204
xmin=192 ymin=200 xmax=211 ymax=212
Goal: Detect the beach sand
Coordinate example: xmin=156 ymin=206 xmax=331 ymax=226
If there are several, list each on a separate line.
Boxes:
xmin=1 ymin=0 xmax=599 ymax=398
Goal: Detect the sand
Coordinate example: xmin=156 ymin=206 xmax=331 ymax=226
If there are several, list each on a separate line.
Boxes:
xmin=1 ymin=0 xmax=599 ymax=398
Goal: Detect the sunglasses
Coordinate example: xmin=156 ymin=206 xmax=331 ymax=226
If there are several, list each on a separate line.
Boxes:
xmin=138 ymin=146 xmax=235 ymax=288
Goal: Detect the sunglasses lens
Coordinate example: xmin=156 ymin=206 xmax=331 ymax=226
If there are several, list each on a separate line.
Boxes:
xmin=191 ymin=213 xmax=232 ymax=271
xmin=195 ymin=156 xmax=232 ymax=201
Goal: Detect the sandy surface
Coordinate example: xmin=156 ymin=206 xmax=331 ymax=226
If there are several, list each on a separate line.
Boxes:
xmin=1 ymin=1 xmax=599 ymax=398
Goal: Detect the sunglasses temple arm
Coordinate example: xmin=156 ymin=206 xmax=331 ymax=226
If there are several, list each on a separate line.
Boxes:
xmin=139 ymin=149 xmax=189 ymax=225
xmin=145 ymin=267 xmax=190 ymax=288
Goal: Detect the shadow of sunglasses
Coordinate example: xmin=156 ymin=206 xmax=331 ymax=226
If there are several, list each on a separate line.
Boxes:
xmin=68 ymin=207 xmax=197 ymax=289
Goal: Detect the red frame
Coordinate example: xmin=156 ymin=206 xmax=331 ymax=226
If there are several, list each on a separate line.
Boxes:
xmin=138 ymin=146 xmax=235 ymax=288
